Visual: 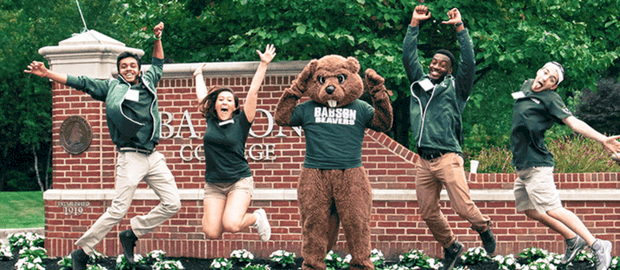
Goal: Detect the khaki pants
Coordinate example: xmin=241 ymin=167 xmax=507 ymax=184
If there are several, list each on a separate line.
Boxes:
xmin=75 ymin=151 xmax=181 ymax=254
xmin=415 ymin=153 xmax=490 ymax=248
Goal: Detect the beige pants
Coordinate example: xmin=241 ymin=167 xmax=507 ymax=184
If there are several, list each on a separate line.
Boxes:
xmin=415 ymin=153 xmax=491 ymax=248
xmin=75 ymin=151 xmax=181 ymax=254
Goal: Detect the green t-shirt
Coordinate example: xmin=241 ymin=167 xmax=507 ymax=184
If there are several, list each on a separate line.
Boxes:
xmin=289 ymin=100 xmax=375 ymax=169
xmin=510 ymin=79 xmax=573 ymax=169
xmin=203 ymin=111 xmax=252 ymax=183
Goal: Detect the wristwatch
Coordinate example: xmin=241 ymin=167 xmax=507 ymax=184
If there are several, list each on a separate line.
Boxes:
xmin=455 ymin=21 xmax=463 ymax=27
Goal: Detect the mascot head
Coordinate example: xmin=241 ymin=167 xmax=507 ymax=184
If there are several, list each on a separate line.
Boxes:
xmin=304 ymin=55 xmax=363 ymax=108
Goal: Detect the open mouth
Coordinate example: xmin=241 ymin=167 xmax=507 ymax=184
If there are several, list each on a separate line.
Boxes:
xmin=124 ymin=73 xmax=135 ymax=81
xmin=534 ymin=81 xmax=543 ymax=89
xmin=327 ymin=100 xmax=337 ymax=108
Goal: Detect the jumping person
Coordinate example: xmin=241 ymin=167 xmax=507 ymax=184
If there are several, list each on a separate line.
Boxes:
xmin=402 ymin=5 xmax=495 ymax=270
xmin=25 ymin=22 xmax=181 ymax=270
xmin=510 ymin=62 xmax=620 ymax=270
xmin=192 ymin=45 xmax=275 ymax=242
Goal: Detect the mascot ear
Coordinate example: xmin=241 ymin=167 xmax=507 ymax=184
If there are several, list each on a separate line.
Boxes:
xmin=345 ymin=57 xmax=360 ymax=74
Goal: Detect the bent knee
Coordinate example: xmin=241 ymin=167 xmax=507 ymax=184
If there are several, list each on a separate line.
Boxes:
xmin=202 ymin=227 xmax=223 ymax=239
xmin=222 ymin=221 xmax=244 ymax=233
xmin=163 ymin=200 xmax=181 ymax=214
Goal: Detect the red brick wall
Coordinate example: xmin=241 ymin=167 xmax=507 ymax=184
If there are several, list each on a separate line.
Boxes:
xmin=45 ymin=66 xmax=620 ymax=260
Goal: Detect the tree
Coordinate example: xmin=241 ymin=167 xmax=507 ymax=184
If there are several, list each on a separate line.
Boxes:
xmin=576 ymin=78 xmax=620 ymax=136
xmin=0 ymin=0 xmax=136 ymax=190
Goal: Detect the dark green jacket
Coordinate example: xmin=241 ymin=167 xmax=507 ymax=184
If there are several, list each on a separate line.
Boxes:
xmin=65 ymin=57 xmax=164 ymax=149
xmin=402 ymin=25 xmax=476 ymax=153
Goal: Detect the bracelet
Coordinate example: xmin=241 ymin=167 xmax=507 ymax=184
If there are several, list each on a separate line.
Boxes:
xmin=454 ymin=21 xmax=463 ymax=27
xmin=154 ymin=35 xmax=162 ymax=40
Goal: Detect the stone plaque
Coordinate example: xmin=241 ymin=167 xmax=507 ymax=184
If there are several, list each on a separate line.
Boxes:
xmin=59 ymin=115 xmax=92 ymax=155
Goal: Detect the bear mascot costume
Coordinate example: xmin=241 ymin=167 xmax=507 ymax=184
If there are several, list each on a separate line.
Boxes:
xmin=275 ymin=55 xmax=393 ymax=270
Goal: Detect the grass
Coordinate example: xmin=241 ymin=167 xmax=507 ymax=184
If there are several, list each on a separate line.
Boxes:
xmin=0 ymin=191 xmax=44 ymax=229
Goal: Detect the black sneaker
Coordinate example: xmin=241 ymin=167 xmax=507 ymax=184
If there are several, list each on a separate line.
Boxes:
xmin=71 ymin=249 xmax=89 ymax=270
xmin=479 ymin=228 xmax=496 ymax=255
xmin=442 ymin=241 xmax=464 ymax=270
xmin=119 ymin=229 xmax=138 ymax=265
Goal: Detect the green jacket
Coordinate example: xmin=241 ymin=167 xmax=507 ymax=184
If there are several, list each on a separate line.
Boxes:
xmin=65 ymin=57 xmax=164 ymax=149
xmin=402 ymin=25 xmax=476 ymax=153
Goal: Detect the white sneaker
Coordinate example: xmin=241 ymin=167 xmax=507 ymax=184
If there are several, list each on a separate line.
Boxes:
xmin=591 ymin=239 xmax=612 ymax=270
xmin=253 ymin=208 xmax=271 ymax=241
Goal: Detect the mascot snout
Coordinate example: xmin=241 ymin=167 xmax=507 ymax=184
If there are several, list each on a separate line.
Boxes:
xmin=325 ymin=85 xmax=335 ymax=94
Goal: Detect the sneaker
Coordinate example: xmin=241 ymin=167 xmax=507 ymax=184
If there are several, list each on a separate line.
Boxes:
xmin=253 ymin=208 xmax=271 ymax=241
xmin=561 ymin=235 xmax=587 ymax=264
xmin=591 ymin=239 xmax=612 ymax=270
xmin=442 ymin=241 xmax=464 ymax=270
xmin=479 ymin=228 xmax=496 ymax=255
xmin=119 ymin=229 xmax=138 ymax=265
xmin=71 ymin=249 xmax=89 ymax=270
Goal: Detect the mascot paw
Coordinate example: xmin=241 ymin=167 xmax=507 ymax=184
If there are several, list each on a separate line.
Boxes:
xmin=364 ymin=68 xmax=385 ymax=92
xmin=364 ymin=68 xmax=385 ymax=94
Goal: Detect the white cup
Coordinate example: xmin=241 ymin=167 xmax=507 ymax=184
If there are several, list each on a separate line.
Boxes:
xmin=470 ymin=160 xmax=479 ymax=174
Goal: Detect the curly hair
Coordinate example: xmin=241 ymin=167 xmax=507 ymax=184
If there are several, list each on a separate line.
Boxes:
xmin=198 ymin=85 xmax=241 ymax=120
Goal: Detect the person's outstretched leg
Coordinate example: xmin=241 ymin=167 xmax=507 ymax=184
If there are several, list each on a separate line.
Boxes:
xmin=438 ymin=153 xmax=494 ymax=254
xmin=523 ymin=209 xmax=585 ymax=264
xmin=74 ymin=152 xmax=146 ymax=265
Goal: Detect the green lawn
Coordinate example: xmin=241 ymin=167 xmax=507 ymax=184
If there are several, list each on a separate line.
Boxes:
xmin=0 ymin=191 xmax=45 ymax=229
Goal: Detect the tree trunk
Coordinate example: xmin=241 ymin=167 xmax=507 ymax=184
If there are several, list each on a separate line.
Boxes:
xmin=45 ymin=144 xmax=52 ymax=190
xmin=32 ymin=145 xmax=45 ymax=192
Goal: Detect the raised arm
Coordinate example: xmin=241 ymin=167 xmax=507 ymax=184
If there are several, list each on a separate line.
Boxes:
xmin=244 ymin=44 xmax=276 ymax=123
xmin=193 ymin=63 xmax=208 ymax=102
xmin=402 ymin=5 xmax=431 ymax=83
xmin=153 ymin=22 xmax=164 ymax=59
xmin=444 ymin=8 xmax=475 ymax=100
xmin=441 ymin=8 xmax=465 ymax=32
xmin=563 ymin=116 xmax=620 ymax=154
xmin=24 ymin=61 xmax=68 ymax=85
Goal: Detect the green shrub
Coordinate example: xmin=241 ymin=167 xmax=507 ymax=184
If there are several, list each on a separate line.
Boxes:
xmin=269 ymin=250 xmax=295 ymax=268
xmin=473 ymin=146 xmax=514 ymax=174
xmin=471 ymin=134 xmax=620 ymax=173
xmin=460 ymin=247 xmax=490 ymax=265
xmin=611 ymin=256 xmax=620 ymax=270
xmin=548 ymin=135 xmax=620 ymax=173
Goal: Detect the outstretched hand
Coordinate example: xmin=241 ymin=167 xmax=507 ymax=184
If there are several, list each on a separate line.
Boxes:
xmin=193 ymin=63 xmax=207 ymax=77
xmin=257 ymin=44 xmax=276 ymax=64
xmin=604 ymin=135 xmax=620 ymax=153
xmin=153 ymin=22 xmax=164 ymax=39
xmin=410 ymin=5 xmax=431 ymax=26
xmin=441 ymin=8 xmax=462 ymax=25
xmin=24 ymin=61 xmax=49 ymax=78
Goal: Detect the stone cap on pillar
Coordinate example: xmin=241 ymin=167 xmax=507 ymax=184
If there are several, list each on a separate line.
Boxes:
xmin=38 ymin=30 xmax=144 ymax=79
